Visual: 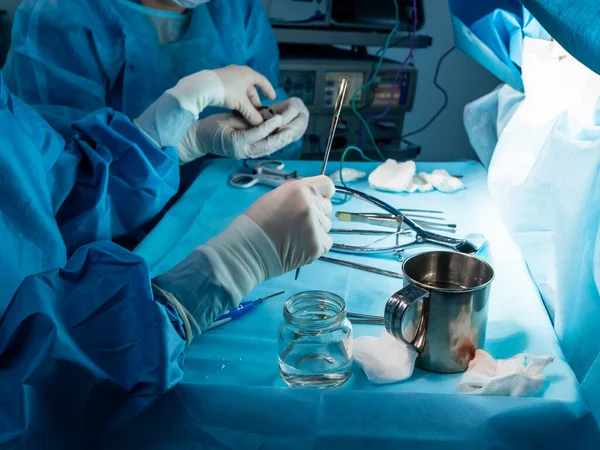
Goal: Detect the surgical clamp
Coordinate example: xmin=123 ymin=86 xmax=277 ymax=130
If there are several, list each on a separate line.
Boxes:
xmin=333 ymin=185 xmax=487 ymax=255
xmin=231 ymin=160 xmax=300 ymax=189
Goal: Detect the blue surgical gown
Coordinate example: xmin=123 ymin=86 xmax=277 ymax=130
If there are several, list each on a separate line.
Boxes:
xmin=522 ymin=0 xmax=600 ymax=77
xmin=0 ymin=71 xmax=188 ymax=447
xmin=3 ymin=0 xmax=301 ymax=159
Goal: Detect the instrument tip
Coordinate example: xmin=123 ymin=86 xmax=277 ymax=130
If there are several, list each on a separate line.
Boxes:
xmin=263 ymin=291 xmax=286 ymax=301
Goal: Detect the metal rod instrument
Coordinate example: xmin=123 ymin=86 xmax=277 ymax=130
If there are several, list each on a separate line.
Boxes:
xmin=347 ymin=312 xmax=385 ymax=325
xmin=295 ymin=78 xmax=348 ymax=281
xmin=319 ymin=256 xmax=404 ymax=279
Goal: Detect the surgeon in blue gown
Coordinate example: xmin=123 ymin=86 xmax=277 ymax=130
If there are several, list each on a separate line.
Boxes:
xmin=3 ymin=0 xmax=309 ymax=160
xmin=0 ymin=64 xmax=334 ymax=448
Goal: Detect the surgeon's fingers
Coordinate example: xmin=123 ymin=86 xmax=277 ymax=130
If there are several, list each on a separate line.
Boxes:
xmin=247 ymin=86 xmax=263 ymax=109
xmin=317 ymin=227 xmax=334 ymax=254
xmin=238 ymin=100 xmax=264 ymax=126
xmin=274 ymin=105 xmax=299 ymax=126
xmin=313 ymin=208 xmax=333 ymax=233
xmin=244 ymin=115 xmax=283 ymax=142
xmin=248 ymin=129 xmax=295 ymax=159
xmin=278 ymin=100 xmax=306 ymax=125
xmin=250 ymin=72 xmax=276 ymax=100
xmin=303 ymin=175 xmax=336 ymax=199
xmin=313 ymin=194 xmax=333 ymax=217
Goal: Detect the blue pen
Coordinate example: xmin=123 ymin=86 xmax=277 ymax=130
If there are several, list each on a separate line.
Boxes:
xmin=207 ymin=291 xmax=285 ymax=330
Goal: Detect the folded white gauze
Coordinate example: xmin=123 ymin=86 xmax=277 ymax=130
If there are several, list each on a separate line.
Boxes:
xmin=368 ymin=159 xmax=465 ymax=193
xmin=457 ymin=350 xmax=554 ymax=396
xmin=369 ymin=159 xmax=418 ymax=192
xmin=353 ymin=330 xmax=418 ymax=384
xmin=328 ymin=168 xmax=366 ymax=184
xmin=420 ymin=169 xmax=466 ymax=193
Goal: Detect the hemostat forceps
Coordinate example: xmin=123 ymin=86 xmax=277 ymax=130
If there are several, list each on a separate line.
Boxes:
xmin=333 ymin=186 xmax=487 ymax=256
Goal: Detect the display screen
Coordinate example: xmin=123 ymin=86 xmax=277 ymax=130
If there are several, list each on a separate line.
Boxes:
xmin=324 ymin=72 xmax=364 ymax=107
xmin=370 ymin=72 xmax=410 ymax=107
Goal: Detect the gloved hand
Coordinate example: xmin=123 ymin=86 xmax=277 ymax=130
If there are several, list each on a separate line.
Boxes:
xmin=268 ymin=97 xmax=310 ymax=142
xmin=135 ymin=65 xmax=276 ymax=148
xmin=206 ymin=175 xmax=335 ymax=290
xmin=243 ymin=175 xmax=334 ymax=273
xmin=178 ymin=113 xmax=297 ymax=163
xmin=170 ymin=65 xmax=276 ymax=126
xmin=153 ymin=176 xmax=335 ymax=336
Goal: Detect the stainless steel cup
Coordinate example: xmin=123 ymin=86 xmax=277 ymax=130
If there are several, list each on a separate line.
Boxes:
xmin=384 ymin=251 xmax=494 ymax=373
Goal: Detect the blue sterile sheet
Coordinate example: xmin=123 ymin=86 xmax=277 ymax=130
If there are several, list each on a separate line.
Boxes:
xmin=115 ymin=159 xmax=598 ymax=449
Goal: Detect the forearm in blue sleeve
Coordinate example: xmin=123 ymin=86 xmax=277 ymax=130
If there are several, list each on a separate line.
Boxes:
xmin=55 ymin=109 xmax=180 ymax=254
xmin=0 ymin=241 xmax=186 ymax=441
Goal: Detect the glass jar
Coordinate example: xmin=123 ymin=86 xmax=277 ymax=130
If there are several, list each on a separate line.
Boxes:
xmin=278 ymin=291 xmax=353 ymax=388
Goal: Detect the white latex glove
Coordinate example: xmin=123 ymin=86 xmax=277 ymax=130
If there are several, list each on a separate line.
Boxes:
xmin=153 ymin=176 xmax=335 ymax=339
xmin=268 ymin=97 xmax=310 ymax=141
xmin=178 ymin=113 xmax=297 ymax=163
xmin=135 ymin=65 xmax=276 ymax=149
xmin=197 ymin=176 xmax=334 ymax=302
xmin=243 ymin=176 xmax=335 ymax=274
xmin=168 ymin=65 xmax=276 ymax=125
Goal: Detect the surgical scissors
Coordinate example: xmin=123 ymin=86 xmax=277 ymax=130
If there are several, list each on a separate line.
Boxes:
xmin=231 ymin=160 xmax=300 ymax=189
xmin=333 ymin=185 xmax=487 ymax=255
xmin=243 ymin=159 xmax=299 ymax=178
xmin=230 ymin=172 xmax=290 ymax=189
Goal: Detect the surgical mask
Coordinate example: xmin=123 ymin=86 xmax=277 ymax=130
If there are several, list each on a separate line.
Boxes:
xmin=169 ymin=0 xmax=211 ymax=8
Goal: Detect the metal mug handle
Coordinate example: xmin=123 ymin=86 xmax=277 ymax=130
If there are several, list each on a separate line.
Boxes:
xmin=384 ymin=285 xmax=430 ymax=353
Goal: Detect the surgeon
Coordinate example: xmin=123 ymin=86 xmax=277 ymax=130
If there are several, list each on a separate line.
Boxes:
xmin=0 ymin=64 xmax=333 ymax=446
xmin=3 ymin=0 xmax=309 ymax=161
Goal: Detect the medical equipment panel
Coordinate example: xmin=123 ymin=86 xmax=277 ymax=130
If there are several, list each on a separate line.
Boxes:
xmin=279 ymin=56 xmax=418 ymax=161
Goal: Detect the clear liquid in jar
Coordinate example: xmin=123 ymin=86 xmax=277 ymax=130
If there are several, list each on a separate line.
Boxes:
xmin=279 ymin=340 xmax=352 ymax=388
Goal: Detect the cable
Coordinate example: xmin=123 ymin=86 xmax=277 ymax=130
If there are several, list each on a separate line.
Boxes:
xmin=354 ymin=0 xmax=417 ymax=152
xmin=367 ymin=3 xmax=418 ymax=121
xmin=333 ymin=1 xmax=420 ymax=206
xmin=348 ymin=0 xmax=403 ymax=160
xmin=332 ymin=146 xmax=378 ymax=206
xmin=358 ymin=35 xmax=412 ymax=113
xmin=402 ymin=47 xmax=454 ymax=139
